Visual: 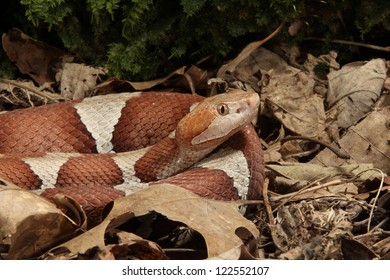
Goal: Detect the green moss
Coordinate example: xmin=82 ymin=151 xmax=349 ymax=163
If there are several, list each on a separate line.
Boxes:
xmin=0 ymin=0 xmax=388 ymax=81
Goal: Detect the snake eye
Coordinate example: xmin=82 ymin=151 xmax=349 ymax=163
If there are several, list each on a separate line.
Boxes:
xmin=217 ymin=104 xmax=229 ymax=116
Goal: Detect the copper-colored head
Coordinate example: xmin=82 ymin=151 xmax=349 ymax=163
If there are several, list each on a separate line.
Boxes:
xmin=175 ymin=90 xmax=260 ymax=149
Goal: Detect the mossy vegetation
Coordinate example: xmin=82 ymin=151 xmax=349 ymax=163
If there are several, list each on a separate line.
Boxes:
xmin=1 ymin=0 xmax=389 ymax=80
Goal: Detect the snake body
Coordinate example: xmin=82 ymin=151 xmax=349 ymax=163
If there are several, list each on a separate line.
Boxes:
xmin=0 ymin=90 xmax=264 ymax=224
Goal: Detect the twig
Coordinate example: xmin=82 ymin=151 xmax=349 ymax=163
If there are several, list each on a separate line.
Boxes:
xmin=305 ymin=37 xmax=390 ymax=52
xmin=217 ymin=22 xmax=286 ymax=78
xmin=281 ymin=135 xmax=351 ymax=159
xmin=262 ymin=177 xmax=274 ymax=225
xmin=282 ymin=143 xmax=320 ymax=159
xmin=183 ymin=72 xmax=196 ymax=95
xmin=366 ymin=169 xmax=385 ymax=232
xmin=349 ymin=167 xmax=387 ymax=233
xmin=262 ymin=177 xmax=289 ymax=252
xmin=355 ymin=228 xmax=390 ymax=240
xmin=271 ymin=175 xmax=330 ymax=213
xmin=370 ymin=217 xmax=389 ymax=232
xmin=270 ymin=178 xmax=345 ymax=202
xmin=0 ymin=78 xmax=65 ymax=103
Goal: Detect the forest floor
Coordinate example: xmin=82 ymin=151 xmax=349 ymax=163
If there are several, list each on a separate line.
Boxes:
xmin=0 ymin=28 xmax=389 ymax=260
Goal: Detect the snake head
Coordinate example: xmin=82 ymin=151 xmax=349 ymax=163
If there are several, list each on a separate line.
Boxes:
xmin=175 ymin=89 xmax=260 ymax=149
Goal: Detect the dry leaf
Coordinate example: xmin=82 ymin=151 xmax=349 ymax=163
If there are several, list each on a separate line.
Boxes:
xmin=2 ymin=28 xmax=106 ymax=100
xmin=212 ymin=23 xmax=285 ymax=93
xmin=45 ymin=232 xmax=167 ymax=260
xmin=267 ymin=162 xmax=381 ymax=182
xmin=263 ymin=142 xmax=282 ymax=163
xmin=2 ymin=28 xmax=78 ymax=86
xmin=303 ymin=51 xmax=340 ymax=81
xmin=217 ymin=23 xmax=285 ymax=78
xmin=228 ymin=47 xmax=298 ymax=92
xmin=312 ymin=106 xmax=390 ymax=174
xmin=93 ymin=242 xmax=168 ymax=260
xmin=341 ymin=239 xmax=378 ymax=260
xmin=354 ymin=186 xmax=390 ymax=200
xmin=377 ymin=191 xmax=390 ymax=210
xmin=127 ymin=66 xmax=187 ymax=91
xmin=91 ymin=77 xmax=135 ymax=95
xmin=48 ymin=184 xmax=259 ymax=259
xmin=235 ymin=47 xmax=295 ymax=76
xmin=165 ymin=65 xmax=209 ymax=93
xmin=326 ymin=59 xmax=387 ymax=129
xmin=57 ymin=62 xmax=107 ymax=99
xmin=0 ymin=184 xmax=84 ymax=259
xmin=372 ymin=236 xmax=390 ymax=258
xmin=93 ymin=65 xmax=209 ymax=95
xmin=263 ymin=70 xmax=327 ymax=140
xmin=275 ymin=201 xmax=354 ymax=259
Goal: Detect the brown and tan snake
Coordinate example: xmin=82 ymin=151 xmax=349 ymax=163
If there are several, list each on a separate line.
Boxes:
xmin=0 ymin=89 xmax=264 ymax=224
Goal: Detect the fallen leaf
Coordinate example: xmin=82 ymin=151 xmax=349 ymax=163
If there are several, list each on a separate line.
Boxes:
xmin=266 ymin=162 xmax=381 ymax=182
xmin=44 ymin=232 xmax=168 ymax=260
xmin=165 ymin=65 xmax=209 ymax=93
xmin=2 ymin=28 xmax=78 ymax=86
xmin=91 ymin=77 xmax=135 ymax=95
xmin=0 ymin=183 xmax=84 ymax=259
xmin=95 ymin=242 xmax=168 ymax=260
xmin=341 ymin=238 xmax=378 ymax=260
xmin=48 ymin=184 xmax=259 ymax=259
xmin=303 ymin=51 xmax=340 ymax=81
xmin=312 ymin=106 xmax=390 ymax=174
xmin=263 ymin=70 xmax=327 ymax=140
xmin=235 ymin=47 xmax=295 ymax=76
xmin=326 ymin=59 xmax=387 ymax=129
xmin=57 ymin=62 xmax=107 ymax=99
xmin=275 ymin=201 xmax=354 ymax=259
xmin=217 ymin=23 xmax=285 ymax=78
xmin=263 ymin=142 xmax=282 ymax=163
xmin=353 ymin=186 xmax=390 ymax=200
xmin=372 ymin=236 xmax=390 ymax=258
xmin=377 ymin=191 xmax=390 ymax=210
xmin=127 ymin=66 xmax=186 ymax=90
xmin=93 ymin=65 xmax=209 ymax=95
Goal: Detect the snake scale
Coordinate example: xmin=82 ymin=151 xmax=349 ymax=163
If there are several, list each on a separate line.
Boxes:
xmin=0 ymin=89 xmax=264 ymax=225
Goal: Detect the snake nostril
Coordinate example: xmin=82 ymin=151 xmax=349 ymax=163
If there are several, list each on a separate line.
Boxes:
xmin=236 ymin=108 xmax=241 ymax=113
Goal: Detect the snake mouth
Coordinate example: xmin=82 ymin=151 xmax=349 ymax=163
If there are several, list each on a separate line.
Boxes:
xmin=190 ymin=91 xmax=260 ymax=146
xmin=172 ymin=89 xmax=260 ymax=152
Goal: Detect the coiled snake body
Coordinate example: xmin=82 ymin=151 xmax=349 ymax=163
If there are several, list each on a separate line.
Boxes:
xmin=0 ymin=90 xmax=264 ymax=224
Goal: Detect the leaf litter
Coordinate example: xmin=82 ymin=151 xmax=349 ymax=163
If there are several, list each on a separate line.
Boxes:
xmin=0 ymin=27 xmax=389 ymax=259
xmin=41 ymin=184 xmax=259 ymax=260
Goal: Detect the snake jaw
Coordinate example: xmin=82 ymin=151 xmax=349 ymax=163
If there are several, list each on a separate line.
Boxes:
xmin=175 ymin=90 xmax=260 ymax=149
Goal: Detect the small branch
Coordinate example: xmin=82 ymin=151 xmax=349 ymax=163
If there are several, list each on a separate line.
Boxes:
xmin=183 ymin=72 xmax=196 ymax=95
xmin=271 ymin=175 xmax=329 ymax=212
xmin=0 ymin=78 xmax=66 ymax=103
xmin=367 ymin=169 xmax=385 ymax=232
xmin=217 ymin=22 xmax=286 ymax=78
xmin=262 ymin=177 xmax=274 ymax=225
xmin=305 ymin=37 xmax=390 ymax=52
xmin=281 ymin=135 xmax=351 ymax=159
xmin=270 ymin=178 xmax=344 ymax=202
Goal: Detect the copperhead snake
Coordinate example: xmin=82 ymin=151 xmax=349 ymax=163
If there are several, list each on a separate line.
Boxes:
xmin=0 ymin=89 xmax=264 ymax=225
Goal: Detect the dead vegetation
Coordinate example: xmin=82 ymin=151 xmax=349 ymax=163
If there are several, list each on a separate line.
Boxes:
xmin=0 ymin=27 xmax=389 ymax=260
